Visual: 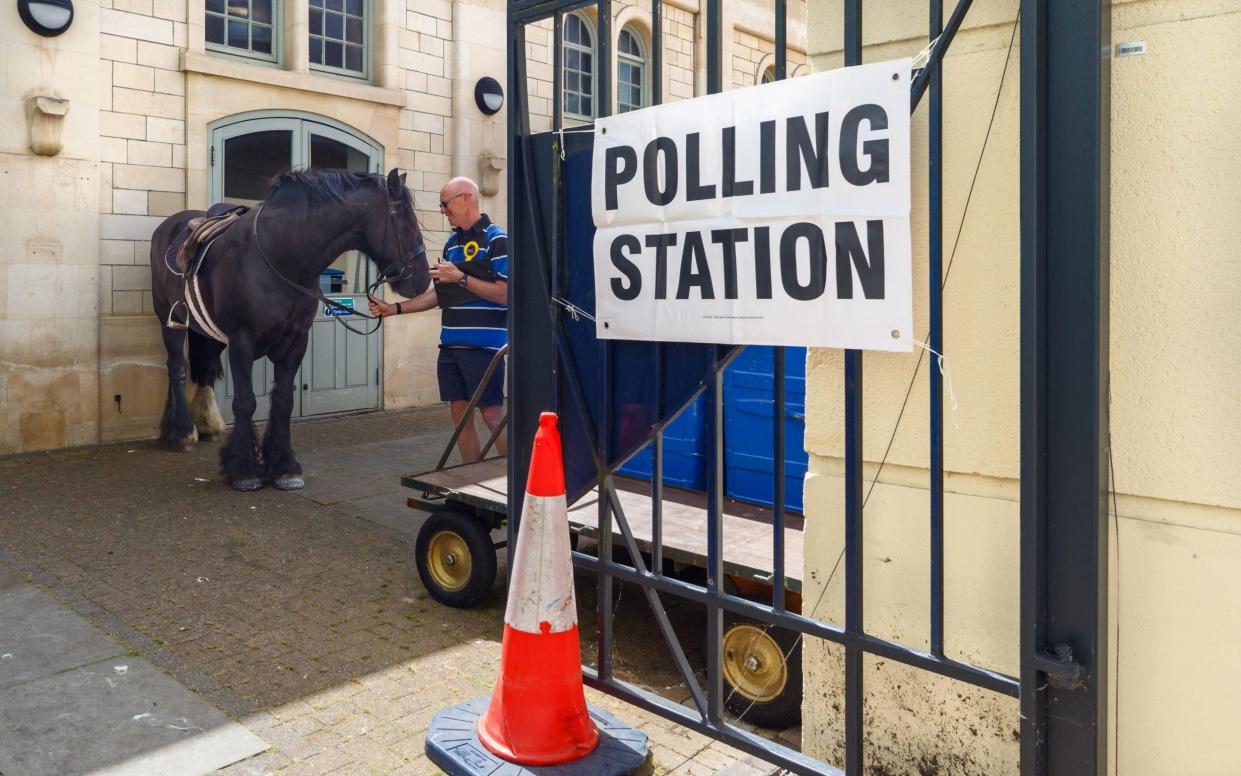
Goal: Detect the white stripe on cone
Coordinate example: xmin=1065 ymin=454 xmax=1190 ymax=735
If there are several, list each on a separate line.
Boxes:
xmin=504 ymin=490 xmax=577 ymax=634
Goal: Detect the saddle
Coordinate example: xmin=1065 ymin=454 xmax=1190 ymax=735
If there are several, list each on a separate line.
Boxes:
xmin=165 ymin=202 xmax=249 ymax=275
xmin=164 ymin=202 xmax=248 ymax=340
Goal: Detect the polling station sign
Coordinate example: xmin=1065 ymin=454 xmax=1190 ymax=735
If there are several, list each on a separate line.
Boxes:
xmin=591 ymin=59 xmax=913 ymax=352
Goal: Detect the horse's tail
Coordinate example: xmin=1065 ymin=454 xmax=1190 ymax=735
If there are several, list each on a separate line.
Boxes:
xmin=187 ymin=331 xmax=225 ymax=387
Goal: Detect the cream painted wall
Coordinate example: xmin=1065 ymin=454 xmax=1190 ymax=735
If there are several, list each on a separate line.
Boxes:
xmin=1 ymin=0 xmax=102 ymax=453
xmin=802 ymin=1 xmax=1241 ymax=774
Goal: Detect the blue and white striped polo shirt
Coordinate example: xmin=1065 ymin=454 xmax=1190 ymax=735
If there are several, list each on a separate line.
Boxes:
xmin=438 ymin=214 xmax=508 ymax=351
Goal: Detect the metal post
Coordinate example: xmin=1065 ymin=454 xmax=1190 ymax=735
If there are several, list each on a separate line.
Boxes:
xmin=553 ymin=13 xmax=563 ymax=130
xmin=597 ymin=0 xmax=612 ymax=117
xmin=1020 ymin=0 xmax=1111 ymax=773
xmin=928 ymin=0 xmax=945 ymax=660
xmin=651 ymin=0 xmax=662 ymax=106
xmin=505 ymin=13 xmax=523 ymax=572
xmin=706 ymin=0 xmax=721 ymax=94
xmin=843 ymin=4 xmax=864 ymax=774
xmin=705 ymin=354 xmax=725 ymax=724
xmin=774 ymin=0 xmax=786 ymax=80
xmin=771 ymin=0 xmax=788 ymax=615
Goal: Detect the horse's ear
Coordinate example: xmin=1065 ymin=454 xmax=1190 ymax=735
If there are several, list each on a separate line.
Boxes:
xmin=386 ymin=168 xmax=403 ymax=198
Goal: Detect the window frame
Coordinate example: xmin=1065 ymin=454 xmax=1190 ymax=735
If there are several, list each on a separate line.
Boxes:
xmin=616 ymin=24 xmax=648 ymax=113
xmin=562 ymin=10 xmax=596 ymax=121
xmin=308 ymin=0 xmax=371 ymax=82
xmin=204 ymin=0 xmax=282 ymax=66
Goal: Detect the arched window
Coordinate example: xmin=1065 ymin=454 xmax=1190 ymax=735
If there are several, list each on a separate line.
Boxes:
xmin=761 ymin=65 xmax=777 ymax=84
xmin=563 ymin=12 xmax=594 ymax=119
xmin=617 ymin=25 xmax=647 ymax=113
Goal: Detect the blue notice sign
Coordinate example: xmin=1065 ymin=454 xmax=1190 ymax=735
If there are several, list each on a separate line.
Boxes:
xmin=324 ymin=297 xmax=355 ymax=317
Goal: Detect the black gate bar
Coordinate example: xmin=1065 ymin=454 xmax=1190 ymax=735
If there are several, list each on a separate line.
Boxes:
xmin=1019 ymin=0 xmax=1111 ymax=773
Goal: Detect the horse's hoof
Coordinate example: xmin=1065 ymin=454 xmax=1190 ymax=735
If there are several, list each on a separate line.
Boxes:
xmin=273 ymin=476 xmax=305 ymax=491
xmin=231 ymin=478 xmax=263 ymax=492
xmin=160 ymin=435 xmax=196 ymax=452
xmin=198 ymin=431 xmax=220 ymax=442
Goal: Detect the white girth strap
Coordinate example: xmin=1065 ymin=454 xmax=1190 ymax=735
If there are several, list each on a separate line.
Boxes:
xmin=183 ymin=241 xmax=229 ymax=344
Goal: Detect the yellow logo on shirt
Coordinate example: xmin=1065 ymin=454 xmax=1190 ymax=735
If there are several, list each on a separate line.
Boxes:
xmin=462 ymin=240 xmax=480 ymax=261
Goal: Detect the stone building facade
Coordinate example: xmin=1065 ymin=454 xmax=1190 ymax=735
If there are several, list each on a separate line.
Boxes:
xmin=1 ymin=0 xmax=807 ymax=455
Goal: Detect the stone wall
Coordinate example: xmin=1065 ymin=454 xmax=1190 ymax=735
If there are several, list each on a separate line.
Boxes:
xmin=1 ymin=0 xmax=103 ymax=453
xmin=2 ymin=0 xmax=808 ymax=455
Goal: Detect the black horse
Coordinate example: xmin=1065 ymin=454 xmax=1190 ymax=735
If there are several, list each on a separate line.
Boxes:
xmin=149 ymin=168 xmax=430 ymax=491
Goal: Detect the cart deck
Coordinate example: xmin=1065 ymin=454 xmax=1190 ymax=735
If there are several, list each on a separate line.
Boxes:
xmin=402 ymin=457 xmax=804 ymax=592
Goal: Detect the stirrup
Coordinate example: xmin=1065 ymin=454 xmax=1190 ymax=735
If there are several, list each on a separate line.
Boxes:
xmin=166 ymin=300 xmax=189 ymax=330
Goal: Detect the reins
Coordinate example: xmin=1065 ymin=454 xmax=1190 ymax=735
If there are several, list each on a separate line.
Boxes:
xmin=250 ymin=194 xmax=427 ymax=336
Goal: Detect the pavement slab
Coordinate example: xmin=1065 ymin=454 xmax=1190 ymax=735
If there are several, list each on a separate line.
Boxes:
xmin=0 ymin=656 xmax=267 ymax=776
xmin=0 ymin=586 xmax=125 ymax=692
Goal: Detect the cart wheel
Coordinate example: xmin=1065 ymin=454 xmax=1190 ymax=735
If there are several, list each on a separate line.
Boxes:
xmin=718 ymin=610 xmax=803 ymax=729
xmin=415 ymin=509 xmax=497 ymax=608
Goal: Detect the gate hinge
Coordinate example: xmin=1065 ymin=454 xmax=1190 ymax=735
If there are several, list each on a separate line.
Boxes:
xmin=1033 ymin=643 xmax=1086 ymax=690
xmin=210 ymin=146 xmax=215 ymax=166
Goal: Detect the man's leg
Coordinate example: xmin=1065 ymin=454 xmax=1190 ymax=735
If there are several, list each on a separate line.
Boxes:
xmin=479 ymin=404 xmax=507 ymax=455
xmin=451 ymin=399 xmax=482 ymax=463
xmin=439 ymin=348 xmax=482 ymax=464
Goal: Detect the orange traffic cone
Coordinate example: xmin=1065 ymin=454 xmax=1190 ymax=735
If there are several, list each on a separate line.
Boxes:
xmin=476 ymin=412 xmax=601 ymax=765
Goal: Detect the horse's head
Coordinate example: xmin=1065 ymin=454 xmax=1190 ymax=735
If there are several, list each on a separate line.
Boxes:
xmin=368 ymin=168 xmax=431 ymax=298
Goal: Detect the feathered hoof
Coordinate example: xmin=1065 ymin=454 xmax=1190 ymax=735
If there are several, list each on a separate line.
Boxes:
xmin=272 ymin=475 xmax=305 ymax=491
xmin=160 ymin=428 xmax=199 ymax=452
xmin=198 ymin=431 xmax=221 ymax=442
xmin=231 ymin=478 xmax=263 ymax=492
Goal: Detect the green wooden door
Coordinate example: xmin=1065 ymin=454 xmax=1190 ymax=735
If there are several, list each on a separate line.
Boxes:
xmin=209 ymin=112 xmax=383 ymax=423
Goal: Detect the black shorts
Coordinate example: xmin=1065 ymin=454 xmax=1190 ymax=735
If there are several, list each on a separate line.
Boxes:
xmin=437 ymin=347 xmax=506 ymax=406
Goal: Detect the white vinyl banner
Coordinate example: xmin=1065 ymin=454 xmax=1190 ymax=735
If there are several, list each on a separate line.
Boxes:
xmin=591 ymin=58 xmax=913 ymax=352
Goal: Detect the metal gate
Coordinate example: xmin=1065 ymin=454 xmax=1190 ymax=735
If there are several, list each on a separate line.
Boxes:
xmin=506 ymin=1 xmax=1111 ymax=773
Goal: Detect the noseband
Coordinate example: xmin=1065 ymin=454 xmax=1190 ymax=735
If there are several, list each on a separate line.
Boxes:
xmin=366 ymin=197 xmax=428 ymax=299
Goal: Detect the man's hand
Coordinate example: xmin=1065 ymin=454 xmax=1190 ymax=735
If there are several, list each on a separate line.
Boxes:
xmin=367 ymin=296 xmax=397 ymax=317
xmin=429 ymin=260 xmax=463 ymax=284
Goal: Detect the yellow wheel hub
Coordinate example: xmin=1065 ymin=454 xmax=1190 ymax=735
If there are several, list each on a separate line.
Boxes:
xmin=722 ymin=624 xmax=787 ymax=703
xmin=427 ymin=530 xmax=472 ymax=593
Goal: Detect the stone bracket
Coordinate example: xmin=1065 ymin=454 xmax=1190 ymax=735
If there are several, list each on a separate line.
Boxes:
xmin=26 ymin=95 xmax=70 ymax=156
xmin=478 ymin=153 xmax=506 ymax=197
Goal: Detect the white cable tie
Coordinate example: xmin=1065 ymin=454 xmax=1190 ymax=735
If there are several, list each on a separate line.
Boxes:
xmin=558 ymin=125 xmax=566 ymax=160
xmin=912 ymin=34 xmax=941 ymax=69
xmin=907 ymin=336 xmax=959 ymax=426
xmin=553 ymin=297 xmax=597 ymax=323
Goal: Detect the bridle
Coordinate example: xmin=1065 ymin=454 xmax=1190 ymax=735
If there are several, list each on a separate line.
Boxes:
xmin=251 ymin=190 xmax=429 ymax=336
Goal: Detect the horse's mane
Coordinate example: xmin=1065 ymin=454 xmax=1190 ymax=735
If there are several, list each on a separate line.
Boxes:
xmin=265 ymin=168 xmax=410 ymax=208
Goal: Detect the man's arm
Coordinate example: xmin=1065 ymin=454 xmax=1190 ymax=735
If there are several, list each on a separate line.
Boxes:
xmin=462 ymin=277 xmax=507 ymax=305
xmin=429 ymin=261 xmax=507 ymax=305
xmin=367 ymin=284 xmax=438 ymax=317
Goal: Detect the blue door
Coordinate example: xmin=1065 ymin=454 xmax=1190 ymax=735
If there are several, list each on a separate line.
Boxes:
xmin=722 ymin=347 xmax=808 ymax=513
xmin=615 ymin=347 xmax=808 ymax=513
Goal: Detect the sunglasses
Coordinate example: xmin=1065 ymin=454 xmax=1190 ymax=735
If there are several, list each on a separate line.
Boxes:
xmin=439 ymin=192 xmax=466 ymax=209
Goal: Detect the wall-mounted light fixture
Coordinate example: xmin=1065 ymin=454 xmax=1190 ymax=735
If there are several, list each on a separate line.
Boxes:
xmin=18 ymin=0 xmax=75 ymax=36
xmin=474 ymin=77 xmax=504 ymax=116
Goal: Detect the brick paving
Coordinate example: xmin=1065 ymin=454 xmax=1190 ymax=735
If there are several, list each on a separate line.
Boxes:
xmin=0 ymin=407 xmax=787 ymax=775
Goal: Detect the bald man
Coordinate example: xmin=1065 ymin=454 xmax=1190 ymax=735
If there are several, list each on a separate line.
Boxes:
xmin=369 ymin=176 xmax=508 ymax=463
